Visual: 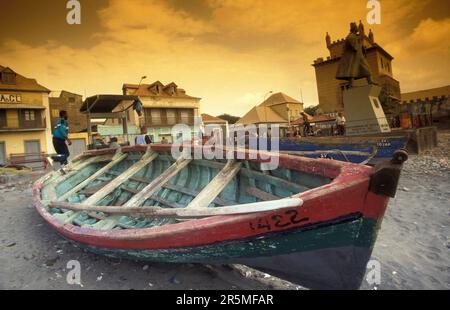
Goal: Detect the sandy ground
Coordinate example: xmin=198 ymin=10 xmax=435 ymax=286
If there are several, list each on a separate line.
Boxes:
xmin=1 ymin=131 xmax=449 ymax=290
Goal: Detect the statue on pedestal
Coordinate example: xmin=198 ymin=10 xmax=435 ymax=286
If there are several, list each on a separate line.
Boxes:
xmin=336 ymin=22 xmax=375 ymax=87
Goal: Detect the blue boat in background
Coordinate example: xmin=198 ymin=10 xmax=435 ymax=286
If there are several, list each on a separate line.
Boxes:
xmin=255 ymin=135 xmax=408 ymax=165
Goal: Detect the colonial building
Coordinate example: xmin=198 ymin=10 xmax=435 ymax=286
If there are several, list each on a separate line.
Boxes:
xmin=201 ymin=113 xmax=229 ymax=142
xmin=0 ymin=65 xmax=53 ymax=165
xmin=237 ymin=92 xmax=304 ymax=125
xmin=122 ymin=81 xmax=201 ymax=143
xmin=313 ymin=21 xmax=401 ymax=114
xmin=49 ymin=90 xmax=86 ymax=133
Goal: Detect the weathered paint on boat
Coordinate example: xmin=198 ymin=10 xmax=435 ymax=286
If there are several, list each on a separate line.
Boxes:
xmin=33 ymin=144 xmax=405 ymax=289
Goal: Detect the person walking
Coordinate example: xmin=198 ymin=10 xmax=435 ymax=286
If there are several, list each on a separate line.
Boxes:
xmin=52 ymin=110 xmax=72 ymax=168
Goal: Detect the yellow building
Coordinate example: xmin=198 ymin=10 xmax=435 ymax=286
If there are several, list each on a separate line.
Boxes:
xmin=313 ymin=22 xmax=401 ymax=114
xmin=0 ymin=65 xmax=53 ymax=165
xmin=121 ymin=81 xmax=201 ymax=143
xmin=237 ymin=92 xmax=304 ymax=125
xmin=50 ymin=90 xmax=86 ymax=133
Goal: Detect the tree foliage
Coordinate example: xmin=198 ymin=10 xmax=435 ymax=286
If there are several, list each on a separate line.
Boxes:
xmin=217 ymin=113 xmax=240 ymax=124
xmin=304 ymin=105 xmax=319 ymax=116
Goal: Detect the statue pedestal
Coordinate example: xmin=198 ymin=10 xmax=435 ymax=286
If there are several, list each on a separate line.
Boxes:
xmin=343 ymin=85 xmax=391 ymax=136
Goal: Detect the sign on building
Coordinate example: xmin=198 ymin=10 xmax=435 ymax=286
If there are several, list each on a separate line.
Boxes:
xmin=0 ymin=94 xmax=22 ymax=103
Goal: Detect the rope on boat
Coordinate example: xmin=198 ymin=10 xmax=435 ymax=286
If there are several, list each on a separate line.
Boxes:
xmin=358 ymin=146 xmax=378 ymax=165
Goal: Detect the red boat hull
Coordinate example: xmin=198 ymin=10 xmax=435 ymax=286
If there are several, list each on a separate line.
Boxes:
xmin=33 ymin=145 xmax=400 ymax=289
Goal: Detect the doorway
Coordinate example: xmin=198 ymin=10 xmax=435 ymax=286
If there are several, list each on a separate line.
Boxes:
xmin=24 ymin=140 xmax=42 ymax=170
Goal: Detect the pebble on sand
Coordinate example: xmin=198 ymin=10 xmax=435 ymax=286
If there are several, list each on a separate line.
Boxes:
xmin=169 ymin=276 xmax=181 ymax=284
xmin=44 ymin=256 xmax=59 ymax=267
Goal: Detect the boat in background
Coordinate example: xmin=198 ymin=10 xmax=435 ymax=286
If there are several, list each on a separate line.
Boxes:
xmin=33 ymin=145 xmax=407 ymax=289
xmin=250 ymin=135 xmax=408 ymax=164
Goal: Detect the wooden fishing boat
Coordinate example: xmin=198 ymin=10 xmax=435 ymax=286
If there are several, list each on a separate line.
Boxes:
xmin=33 ymin=145 xmax=407 ymax=289
xmin=261 ymin=135 xmax=408 ymax=164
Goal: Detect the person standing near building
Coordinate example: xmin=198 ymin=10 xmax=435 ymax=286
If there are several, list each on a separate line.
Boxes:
xmin=336 ymin=112 xmax=346 ymax=135
xmin=108 ymin=137 xmax=120 ymax=149
xmin=135 ymin=126 xmax=152 ymax=145
xmin=52 ymin=110 xmax=72 ymax=166
xmin=301 ymin=112 xmax=311 ymax=136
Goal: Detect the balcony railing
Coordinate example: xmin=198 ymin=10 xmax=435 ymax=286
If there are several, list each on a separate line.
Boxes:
xmin=0 ymin=109 xmax=46 ymax=131
xmin=0 ymin=119 xmax=46 ymax=131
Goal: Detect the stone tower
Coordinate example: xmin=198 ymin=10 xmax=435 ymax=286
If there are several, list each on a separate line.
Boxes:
xmin=312 ymin=23 xmax=401 ymax=114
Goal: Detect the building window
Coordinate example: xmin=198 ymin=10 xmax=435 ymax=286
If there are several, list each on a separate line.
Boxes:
xmin=20 ymin=110 xmax=42 ymax=128
xmin=166 ymin=109 xmax=176 ymax=125
xmin=180 ymin=109 xmax=192 ymax=124
xmin=24 ymin=110 xmax=36 ymax=121
xmin=51 ymin=109 xmax=60 ymax=118
xmin=151 ymin=84 xmax=161 ymax=94
xmin=152 ymin=109 xmax=161 ymax=125
xmin=166 ymin=86 xmax=176 ymax=95
xmin=0 ymin=110 xmax=6 ymax=127
xmin=145 ymin=108 xmax=162 ymax=126
xmin=68 ymin=97 xmax=75 ymax=103
xmin=1 ymin=72 xmax=16 ymax=85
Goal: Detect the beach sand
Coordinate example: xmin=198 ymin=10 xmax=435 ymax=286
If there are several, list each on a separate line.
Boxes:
xmin=360 ymin=130 xmax=450 ymax=290
xmin=1 ymin=130 xmax=449 ymax=290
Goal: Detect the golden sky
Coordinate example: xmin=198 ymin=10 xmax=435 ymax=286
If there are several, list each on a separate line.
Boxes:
xmin=1 ymin=0 xmax=449 ymax=116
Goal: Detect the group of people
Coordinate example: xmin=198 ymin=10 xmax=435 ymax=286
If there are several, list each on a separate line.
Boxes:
xmin=294 ymin=111 xmax=346 ymax=137
xmin=134 ymin=126 xmax=169 ymax=144
xmin=106 ymin=127 xmax=169 ymax=148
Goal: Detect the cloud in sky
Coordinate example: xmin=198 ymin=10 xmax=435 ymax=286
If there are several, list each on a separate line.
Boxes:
xmin=0 ymin=0 xmax=449 ymax=116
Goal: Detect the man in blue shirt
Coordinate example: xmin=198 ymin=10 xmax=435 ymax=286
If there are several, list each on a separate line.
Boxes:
xmin=52 ymin=110 xmax=72 ymax=166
